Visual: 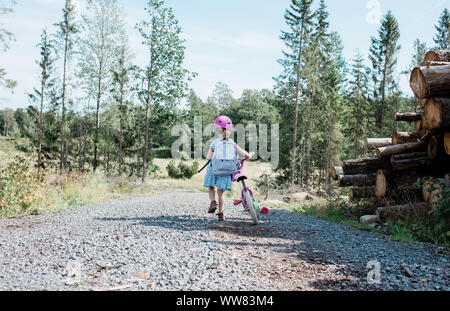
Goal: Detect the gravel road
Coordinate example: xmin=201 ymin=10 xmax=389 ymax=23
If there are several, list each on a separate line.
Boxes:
xmin=0 ymin=189 xmax=448 ymax=291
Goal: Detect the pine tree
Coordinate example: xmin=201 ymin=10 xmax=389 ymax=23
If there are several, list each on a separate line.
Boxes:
xmin=369 ymin=10 xmax=401 ymax=132
xmin=55 ymin=0 xmax=78 ymax=172
xmin=31 ymin=29 xmax=56 ymax=172
xmin=276 ymin=0 xmax=314 ymax=186
xmin=136 ymin=0 xmax=194 ymax=182
xmin=434 ymin=8 xmax=450 ymax=49
xmin=342 ymin=51 xmax=372 ymax=160
xmin=112 ymin=32 xmax=134 ymax=177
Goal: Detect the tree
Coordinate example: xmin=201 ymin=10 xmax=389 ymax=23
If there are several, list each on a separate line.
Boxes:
xmin=434 ymin=8 xmax=450 ymax=49
xmin=342 ymin=50 xmax=372 ymax=160
xmin=29 ymin=29 xmax=56 ymax=172
xmin=369 ymin=10 xmax=401 ymax=132
xmin=136 ymin=0 xmax=194 ymax=182
xmin=112 ymin=32 xmax=134 ymax=177
xmin=276 ymin=0 xmax=314 ymax=186
xmin=0 ymin=0 xmax=16 ymax=91
xmin=209 ymin=82 xmax=237 ymax=113
xmin=55 ymin=0 xmax=78 ymax=171
xmin=78 ymin=0 xmax=124 ymax=171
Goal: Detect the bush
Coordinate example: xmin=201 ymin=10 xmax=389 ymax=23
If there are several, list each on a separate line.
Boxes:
xmin=166 ymin=160 xmax=199 ymax=179
xmin=0 ymin=157 xmax=45 ymax=217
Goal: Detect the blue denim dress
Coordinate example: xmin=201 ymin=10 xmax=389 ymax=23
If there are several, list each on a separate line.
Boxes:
xmin=203 ymin=139 xmax=233 ymax=191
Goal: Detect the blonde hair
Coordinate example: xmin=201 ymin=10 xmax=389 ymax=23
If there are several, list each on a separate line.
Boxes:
xmin=217 ymin=128 xmax=231 ymax=139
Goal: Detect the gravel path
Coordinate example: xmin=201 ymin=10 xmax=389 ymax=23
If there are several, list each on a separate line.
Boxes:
xmin=0 ymin=189 xmax=448 ymax=291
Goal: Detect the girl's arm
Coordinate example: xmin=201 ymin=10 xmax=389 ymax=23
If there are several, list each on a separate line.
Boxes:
xmin=206 ymin=148 xmax=213 ymax=160
xmin=236 ymin=145 xmax=252 ymax=159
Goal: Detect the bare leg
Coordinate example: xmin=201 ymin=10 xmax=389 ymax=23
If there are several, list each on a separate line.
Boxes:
xmin=209 ymin=187 xmax=216 ymax=202
xmin=217 ymin=189 xmax=225 ymax=214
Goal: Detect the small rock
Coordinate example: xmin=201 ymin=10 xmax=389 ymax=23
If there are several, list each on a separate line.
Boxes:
xmin=359 ymin=215 xmax=378 ymax=225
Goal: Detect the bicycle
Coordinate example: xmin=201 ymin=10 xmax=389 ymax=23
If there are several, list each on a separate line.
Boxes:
xmin=232 ymin=157 xmax=269 ymax=225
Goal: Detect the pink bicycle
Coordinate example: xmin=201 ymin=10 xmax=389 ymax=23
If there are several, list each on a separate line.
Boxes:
xmin=232 ymin=157 xmax=269 ymax=225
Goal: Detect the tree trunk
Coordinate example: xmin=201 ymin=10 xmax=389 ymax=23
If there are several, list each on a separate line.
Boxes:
xmin=410 ymin=65 xmax=450 ymax=99
xmin=94 ymin=60 xmax=103 ymax=172
xmin=60 ymin=34 xmax=69 ymax=173
xmin=375 ymin=170 xmax=418 ymax=198
xmin=392 ymin=132 xmax=420 ymax=145
xmin=331 ymin=166 xmax=343 ymax=181
xmin=423 ymin=50 xmax=450 ymax=65
xmin=142 ymin=60 xmax=153 ymax=183
xmin=445 ymin=132 xmax=450 ymax=155
xmin=392 ymin=156 xmax=432 ymax=171
xmin=390 ymin=152 xmax=428 ymax=164
xmin=427 ymin=134 xmax=446 ymax=160
xmin=118 ymin=81 xmax=124 ymax=178
xmin=38 ymin=80 xmax=45 ymax=173
xmin=376 ymin=141 xmax=426 ymax=159
xmin=338 ymin=173 xmax=377 ymax=187
xmin=290 ymin=22 xmax=305 ymax=187
xmin=342 ymin=157 xmax=389 ymax=175
xmin=394 ymin=112 xmax=422 ymax=122
xmin=350 ymin=186 xmax=375 ymax=200
xmin=364 ymin=138 xmax=392 ymax=150
xmin=423 ymin=97 xmax=450 ymax=130
xmin=377 ymin=203 xmax=430 ymax=221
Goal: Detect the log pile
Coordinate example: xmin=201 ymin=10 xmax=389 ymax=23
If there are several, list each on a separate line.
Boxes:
xmin=331 ymin=50 xmax=450 ymax=222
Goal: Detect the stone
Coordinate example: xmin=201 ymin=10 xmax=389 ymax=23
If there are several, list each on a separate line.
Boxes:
xmin=359 ymin=215 xmax=378 ymax=225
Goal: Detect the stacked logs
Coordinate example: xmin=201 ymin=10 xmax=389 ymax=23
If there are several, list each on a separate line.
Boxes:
xmin=331 ymin=50 xmax=450 ymax=221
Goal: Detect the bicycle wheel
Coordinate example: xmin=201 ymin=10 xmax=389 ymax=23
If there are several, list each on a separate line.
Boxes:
xmin=244 ymin=191 xmax=259 ymax=225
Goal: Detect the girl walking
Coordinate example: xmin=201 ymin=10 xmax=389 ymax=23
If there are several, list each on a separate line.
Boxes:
xmin=204 ymin=116 xmax=252 ymax=221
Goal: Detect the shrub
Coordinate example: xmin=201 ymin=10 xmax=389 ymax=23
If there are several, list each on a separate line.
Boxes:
xmin=0 ymin=157 xmax=45 ymax=217
xmin=166 ymin=160 xmax=199 ymax=179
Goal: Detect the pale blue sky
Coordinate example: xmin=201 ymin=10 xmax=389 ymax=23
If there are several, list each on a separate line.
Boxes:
xmin=0 ymin=0 xmax=448 ymax=109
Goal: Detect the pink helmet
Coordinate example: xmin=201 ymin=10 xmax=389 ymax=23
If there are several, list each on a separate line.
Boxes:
xmin=214 ymin=116 xmax=233 ymax=131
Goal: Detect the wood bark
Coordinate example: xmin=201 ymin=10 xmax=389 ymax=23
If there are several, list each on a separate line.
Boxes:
xmin=377 ymin=203 xmax=430 ymax=221
xmin=394 ymin=112 xmax=422 ymax=122
xmin=342 ymin=157 xmax=389 ymax=175
xmin=445 ymin=132 xmax=450 ymax=155
xmin=350 ymin=187 xmax=375 ymax=200
xmin=338 ymin=173 xmax=377 ymax=187
xmin=410 ymin=65 xmax=450 ymax=99
xmin=423 ymin=50 xmax=450 ymax=65
xmin=392 ymin=156 xmax=432 ymax=171
xmin=331 ymin=166 xmax=343 ymax=181
xmin=391 ymin=132 xmax=420 ymax=145
xmin=365 ymin=138 xmax=392 ymax=150
xmin=423 ymin=98 xmax=450 ymax=130
xmin=376 ymin=141 xmax=426 ymax=159
xmin=390 ymin=152 xmax=428 ymax=164
xmin=375 ymin=170 xmax=419 ymax=198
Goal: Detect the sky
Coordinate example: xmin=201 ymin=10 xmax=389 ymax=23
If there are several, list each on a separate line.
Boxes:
xmin=0 ymin=0 xmax=449 ymax=110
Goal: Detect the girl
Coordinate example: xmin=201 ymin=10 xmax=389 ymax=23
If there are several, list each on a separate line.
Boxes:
xmin=204 ymin=116 xmax=252 ymax=221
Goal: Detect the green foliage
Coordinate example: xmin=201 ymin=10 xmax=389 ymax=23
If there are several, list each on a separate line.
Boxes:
xmin=166 ymin=160 xmax=198 ymax=179
xmin=434 ymin=8 xmax=450 ymax=49
xmin=0 ymin=157 xmax=45 ymax=217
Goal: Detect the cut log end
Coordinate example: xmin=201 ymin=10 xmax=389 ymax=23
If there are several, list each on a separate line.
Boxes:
xmin=331 ymin=166 xmax=343 ymax=181
xmin=445 ymin=132 xmax=450 ymax=156
xmin=375 ymin=170 xmax=388 ymax=198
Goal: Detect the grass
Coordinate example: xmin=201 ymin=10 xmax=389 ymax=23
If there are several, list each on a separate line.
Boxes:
xmin=288 ymin=199 xmax=376 ymax=232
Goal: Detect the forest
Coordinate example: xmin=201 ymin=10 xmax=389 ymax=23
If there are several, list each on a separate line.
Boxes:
xmin=0 ymin=1 xmax=449 ymax=242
